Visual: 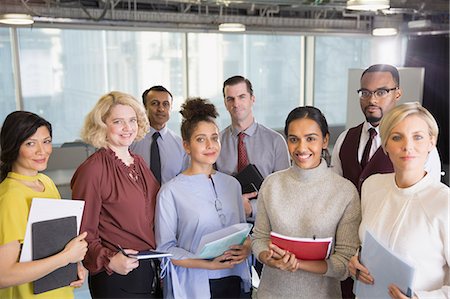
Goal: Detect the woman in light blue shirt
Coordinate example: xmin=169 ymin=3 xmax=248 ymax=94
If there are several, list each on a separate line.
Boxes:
xmin=155 ymin=98 xmax=251 ymax=299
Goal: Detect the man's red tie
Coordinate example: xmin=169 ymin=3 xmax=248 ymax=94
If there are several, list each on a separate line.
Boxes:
xmin=237 ymin=132 xmax=249 ymax=173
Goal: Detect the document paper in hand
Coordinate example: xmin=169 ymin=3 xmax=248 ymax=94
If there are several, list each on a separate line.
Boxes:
xmin=354 ymin=230 xmax=415 ymax=299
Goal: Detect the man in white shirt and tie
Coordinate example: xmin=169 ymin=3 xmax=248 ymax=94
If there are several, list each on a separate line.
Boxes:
xmin=131 ymin=85 xmax=188 ymax=185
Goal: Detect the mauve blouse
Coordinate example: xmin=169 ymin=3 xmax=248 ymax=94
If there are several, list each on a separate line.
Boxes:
xmin=71 ymin=148 xmax=159 ymax=275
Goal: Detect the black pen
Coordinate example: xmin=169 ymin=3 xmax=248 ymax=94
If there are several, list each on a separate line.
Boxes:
xmin=103 ymin=239 xmax=137 ymax=259
xmin=116 ymin=244 xmax=130 ymax=257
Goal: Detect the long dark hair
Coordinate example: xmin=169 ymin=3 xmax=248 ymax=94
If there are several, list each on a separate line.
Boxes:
xmin=284 ymin=106 xmax=331 ymax=167
xmin=0 ymin=111 xmax=52 ymax=182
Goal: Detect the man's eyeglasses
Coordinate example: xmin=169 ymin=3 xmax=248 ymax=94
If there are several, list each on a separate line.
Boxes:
xmin=210 ymin=176 xmax=226 ymax=227
xmin=357 ymin=87 xmax=398 ymax=100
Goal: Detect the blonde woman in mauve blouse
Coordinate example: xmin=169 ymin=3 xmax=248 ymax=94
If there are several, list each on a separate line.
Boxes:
xmin=71 ymin=91 xmax=161 ymax=299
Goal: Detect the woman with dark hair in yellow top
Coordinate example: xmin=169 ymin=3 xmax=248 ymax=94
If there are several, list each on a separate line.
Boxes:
xmin=0 ymin=111 xmax=88 ymax=299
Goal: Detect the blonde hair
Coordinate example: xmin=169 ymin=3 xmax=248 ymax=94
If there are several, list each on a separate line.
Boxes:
xmin=81 ymin=91 xmax=150 ymax=148
xmin=379 ymin=102 xmax=438 ymax=151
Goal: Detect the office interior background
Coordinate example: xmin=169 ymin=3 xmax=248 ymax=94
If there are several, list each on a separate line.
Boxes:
xmin=0 ymin=0 xmax=449 ymax=187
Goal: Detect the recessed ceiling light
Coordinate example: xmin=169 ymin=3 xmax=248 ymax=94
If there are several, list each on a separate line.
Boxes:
xmin=0 ymin=13 xmax=34 ymax=25
xmin=408 ymin=20 xmax=432 ymax=29
xmin=218 ymin=23 xmax=246 ymax=32
xmin=347 ymin=0 xmax=390 ymax=11
xmin=372 ymin=27 xmax=398 ymax=36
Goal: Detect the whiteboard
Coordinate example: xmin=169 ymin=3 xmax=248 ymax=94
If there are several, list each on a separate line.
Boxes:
xmin=346 ymin=67 xmax=425 ymax=129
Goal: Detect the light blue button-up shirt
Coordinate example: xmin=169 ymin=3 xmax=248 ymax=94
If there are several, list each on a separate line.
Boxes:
xmin=155 ymin=172 xmax=251 ymax=298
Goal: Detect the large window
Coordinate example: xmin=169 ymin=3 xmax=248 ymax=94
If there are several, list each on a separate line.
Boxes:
xmin=313 ymin=36 xmax=371 ymax=126
xmin=15 ymin=28 xmax=184 ymax=144
xmin=1 ymin=27 xmax=406 ymax=145
xmin=187 ymin=33 xmax=302 ymax=131
xmin=0 ymin=28 xmax=16 ymax=123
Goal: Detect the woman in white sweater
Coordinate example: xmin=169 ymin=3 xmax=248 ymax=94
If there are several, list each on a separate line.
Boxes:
xmin=252 ymin=106 xmax=361 ymax=298
xmin=348 ymin=102 xmax=449 ymax=299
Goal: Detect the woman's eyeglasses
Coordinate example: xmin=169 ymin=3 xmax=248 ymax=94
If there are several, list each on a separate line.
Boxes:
xmin=210 ymin=176 xmax=226 ymax=227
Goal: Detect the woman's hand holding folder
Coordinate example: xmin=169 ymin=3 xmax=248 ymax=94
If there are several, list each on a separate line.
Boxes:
xmin=348 ymin=254 xmax=373 ymax=285
xmin=223 ymin=237 xmax=252 ymax=265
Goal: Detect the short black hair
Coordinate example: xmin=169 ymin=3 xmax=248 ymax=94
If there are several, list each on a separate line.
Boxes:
xmin=222 ymin=76 xmax=254 ymax=97
xmin=142 ymin=85 xmax=173 ymax=107
xmin=361 ymin=64 xmax=400 ymax=86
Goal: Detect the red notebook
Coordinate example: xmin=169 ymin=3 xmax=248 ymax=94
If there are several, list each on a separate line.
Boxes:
xmin=270 ymin=232 xmax=333 ymax=261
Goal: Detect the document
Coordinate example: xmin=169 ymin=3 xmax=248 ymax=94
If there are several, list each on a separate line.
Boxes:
xmin=195 ymin=223 xmax=253 ymax=259
xmin=32 ymin=216 xmax=78 ymax=294
xmin=270 ymin=232 xmax=333 ymax=260
xmin=354 ymin=230 xmax=415 ymax=299
xmin=127 ymin=250 xmax=173 ymax=260
xmin=20 ymin=198 xmax=85 ymax=262
xmin=234 ymin=164 xmax=264 ymax=194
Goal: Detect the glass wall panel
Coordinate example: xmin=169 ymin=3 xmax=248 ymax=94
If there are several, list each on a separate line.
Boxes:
xmin=0 ymin=28 xmax=16 ymax=124
xmin=188 ymin=33 xmax=302 ymax=131
xmin=314 ymin=35 xmax=406 ymax=128
xmin=11 ymin=26 xmax=404 ymax=145
xmin=17 ymin=28 xmax=184 ymax=144
xmin=313 ymin=36 xmax=371 ymax=126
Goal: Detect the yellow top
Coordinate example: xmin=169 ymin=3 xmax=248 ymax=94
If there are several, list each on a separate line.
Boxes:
xmin=0 ymin=172 xmax=74 ymax=299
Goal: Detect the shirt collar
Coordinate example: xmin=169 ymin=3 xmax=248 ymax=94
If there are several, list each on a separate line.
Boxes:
xmin=363 ymin=121 xmax=380 ymax=134
xmin=230 ymin=120 xmax=258 ymax=137
xmin=150 ymin=126 xmax=168 ymax=140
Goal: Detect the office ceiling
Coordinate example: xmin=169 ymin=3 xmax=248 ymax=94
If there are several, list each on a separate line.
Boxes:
xmin=1 ymin=0 xmax=449 ymax=34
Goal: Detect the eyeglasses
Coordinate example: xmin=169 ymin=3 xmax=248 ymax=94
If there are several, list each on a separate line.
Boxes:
xmin=357 ymin=87 xmax=398 ymax=100
xmin=210 ymin=176 xmax=226 ymax=227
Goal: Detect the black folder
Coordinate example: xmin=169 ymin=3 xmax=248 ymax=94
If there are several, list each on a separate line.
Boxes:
xmin=32 ymin=216 xmax=78 ymax=294
xmin=234 ymin=164 xmax=264 ymax=194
